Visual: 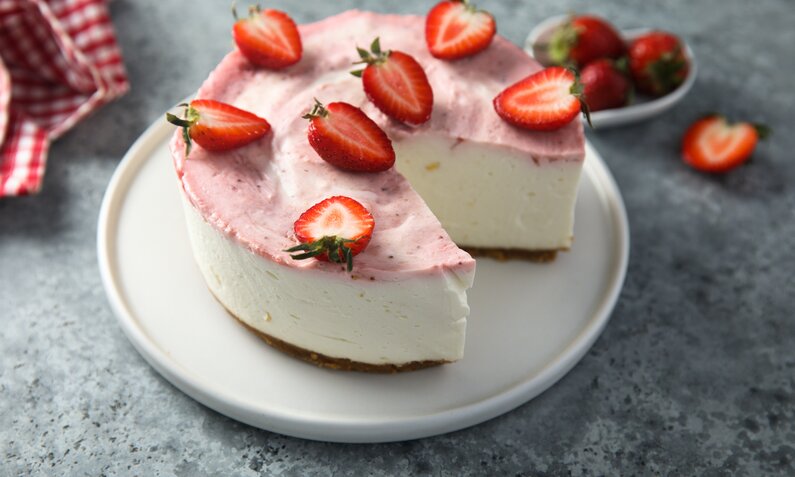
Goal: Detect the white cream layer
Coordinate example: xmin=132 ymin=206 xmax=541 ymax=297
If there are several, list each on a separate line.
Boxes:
xmin=183 ymin=197 xmax=474 ymax=366
xmin=395 ymin=136 xmax=582 ymax=250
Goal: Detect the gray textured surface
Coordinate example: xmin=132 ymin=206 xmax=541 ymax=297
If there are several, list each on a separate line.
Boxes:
xmin=1 ymin=0 xmax=794 ymax=475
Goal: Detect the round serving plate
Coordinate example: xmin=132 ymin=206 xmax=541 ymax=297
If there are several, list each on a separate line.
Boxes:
xmin=98 ymin=117 xmax=629 ymax=443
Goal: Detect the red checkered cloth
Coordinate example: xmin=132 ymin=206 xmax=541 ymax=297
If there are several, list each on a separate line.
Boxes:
xmin=0 ymin=0 xmax=128 ymax=197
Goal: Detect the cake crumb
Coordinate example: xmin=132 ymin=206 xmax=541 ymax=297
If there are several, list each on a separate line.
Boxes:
xmin=425 ymin=161 xmax=440 ymax=171
xmin=264 ymin=312 xmax=272 ymax=322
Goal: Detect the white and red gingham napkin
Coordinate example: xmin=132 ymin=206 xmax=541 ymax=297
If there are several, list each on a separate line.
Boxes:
xmin=0 ymin=0 xmax=129 ymax=197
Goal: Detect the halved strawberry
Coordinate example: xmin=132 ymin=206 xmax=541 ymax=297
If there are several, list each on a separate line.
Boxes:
xmin=682 ymin=115 xmax=769 ymax=173
xmin=304 ymin=100 xmax=395 ymax=172
xmin=425 ymin=0 xmax=496 ymax=60
xmin=232 ymin=5 xmax=302 ymax=69
xmin=166 ymin=99 xmax=271 ymax=156
xmin=351 ymin=38 xmax=433 ymax=125
xmin=493 ymin=66 xmax=590 ymax=131
xmin=286 ymin=196 xmax=375 ymax=272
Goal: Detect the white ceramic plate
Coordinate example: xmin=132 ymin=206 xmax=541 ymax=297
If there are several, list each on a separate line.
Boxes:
xmin=524 ymin=15 xmax=697 ymax=129
xmin=98 ymin=118 xmax=629 ymax=443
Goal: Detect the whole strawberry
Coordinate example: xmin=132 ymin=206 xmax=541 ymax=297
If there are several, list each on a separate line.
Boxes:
xmin=351 ymin=38 xmax=434 ymax=125
xmin=580 ymin=59 xmax=631 ymax=111
xmin=548 ymin=15 xmax=625 ymax=68
xmin=628 ymin=31 xmax=688 ymax=97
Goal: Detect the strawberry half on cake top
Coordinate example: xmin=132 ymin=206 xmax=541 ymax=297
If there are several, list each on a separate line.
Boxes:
xmin=169 ymin=10 xmax=585 ymax=372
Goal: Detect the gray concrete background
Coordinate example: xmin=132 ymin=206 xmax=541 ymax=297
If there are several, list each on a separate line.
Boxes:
xmin=2 ymin=0 xmax=794 ymax=475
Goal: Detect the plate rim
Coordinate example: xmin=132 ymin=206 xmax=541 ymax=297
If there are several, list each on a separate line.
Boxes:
xmin=97 ymin=118 xmax=630 ymax=443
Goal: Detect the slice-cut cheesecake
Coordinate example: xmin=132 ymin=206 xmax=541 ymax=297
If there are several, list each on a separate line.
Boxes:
xmin=171 ymin=10 xmax=585 ymax=372
xmin=395 ymin=137 xmax=582 ymax=260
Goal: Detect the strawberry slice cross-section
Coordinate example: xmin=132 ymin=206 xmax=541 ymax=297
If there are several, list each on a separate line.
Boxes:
xmin=493 ymin=66 xmax=590 ymax=131
xmin=304 ymin=99 xmax=396 ymax=172
xmin=166 ymin=99 xmax=271 ymax=156
xmin=286 ymin=196 xmax=376 ymax=272
xmin=425 ymin=0 xmax=496 ymax=60
xmin=682 ymin=115 xmax=770 ymax=173
xmin=351 ymin=38 xmax=434 ymax=125
xmin=232 ymin=5 xmax=302 ymax=69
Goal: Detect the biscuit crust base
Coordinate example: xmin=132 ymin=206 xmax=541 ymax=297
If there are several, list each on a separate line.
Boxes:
xmin=464 ymin=247 xmax=560 ymax=262
xmin=235 ymin=317 xmax=449 ymax=373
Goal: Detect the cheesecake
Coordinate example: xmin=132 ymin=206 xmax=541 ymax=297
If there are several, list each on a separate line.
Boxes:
xmin=171 ymin=10 xmax=585 ymax=372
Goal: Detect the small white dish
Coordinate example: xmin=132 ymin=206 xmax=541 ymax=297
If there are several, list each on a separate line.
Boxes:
xmin=97 ymin=117 xmax=629 ymax=443
xmin=524 ymin=15 xmax=697 ymax=129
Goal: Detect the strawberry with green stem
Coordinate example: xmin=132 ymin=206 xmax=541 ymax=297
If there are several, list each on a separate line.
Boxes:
xmin=548 ymin=15 xmax=625 ymax=68
xmin=493 ymin=66 xmax=591 ymax=131
xmin=166 ymin=99 xmax=271 ymax=156
xmin=286 ymin=196 xmax=375 ymax=272
xmin=304 ymin=99 xmax=395 ymax=172
xmin=351 ymin=37 xmax=434 ymax=125
xmin=628 ymin=31 xmax=688 ymax=97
